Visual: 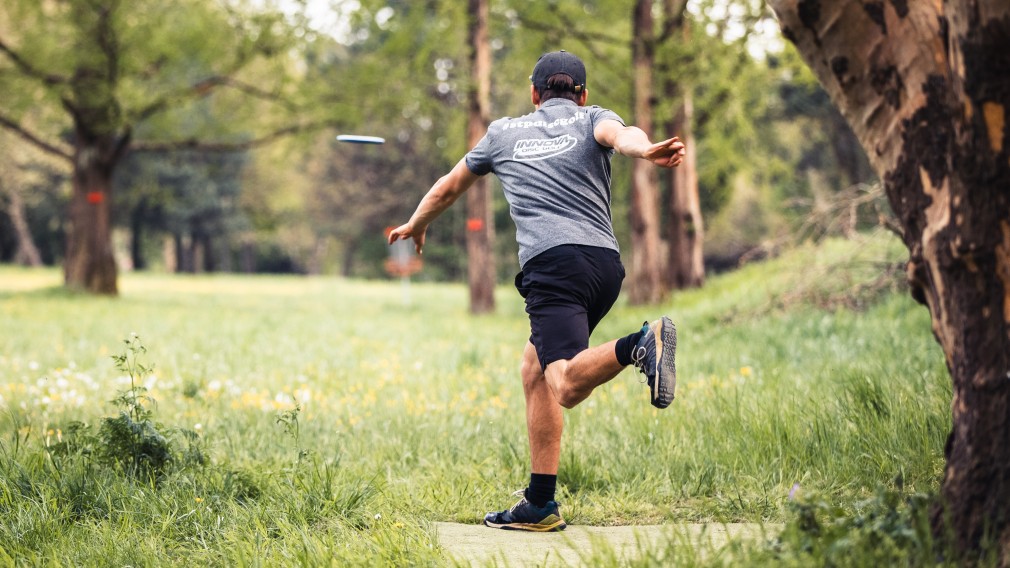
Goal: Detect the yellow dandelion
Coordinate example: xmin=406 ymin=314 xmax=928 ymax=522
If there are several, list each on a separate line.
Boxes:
xmin=740 ymin=366 xmax=753 ymax=377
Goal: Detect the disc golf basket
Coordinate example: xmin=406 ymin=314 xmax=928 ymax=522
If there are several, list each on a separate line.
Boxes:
xmin=384 ymin=228 xmax=423 ymax=304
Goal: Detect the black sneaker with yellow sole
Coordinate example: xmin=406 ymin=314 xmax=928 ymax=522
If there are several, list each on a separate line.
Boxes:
xmin=483 ymin=491 xmax=567 ymax=532
xmin=631 ymin=316 xmax=677 ymax=408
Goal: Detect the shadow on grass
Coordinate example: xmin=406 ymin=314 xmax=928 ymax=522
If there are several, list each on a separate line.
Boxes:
xmin=0 ymin=285 xmax=96 ymax=301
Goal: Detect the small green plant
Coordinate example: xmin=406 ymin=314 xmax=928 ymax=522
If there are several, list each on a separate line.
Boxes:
xmin=97 ymin=334 xmax=172 ymax=479
xmin=276 ymin=403 xmax=312 ymax=463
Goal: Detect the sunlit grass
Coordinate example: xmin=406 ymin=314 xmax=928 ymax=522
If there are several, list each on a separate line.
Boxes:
xmin=0 ymin=230 xmax=949 ymax=565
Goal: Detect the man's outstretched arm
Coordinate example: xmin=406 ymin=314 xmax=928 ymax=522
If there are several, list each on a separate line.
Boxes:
xmin=387 ymin=158 xmax=480 ymax=254
xmin=593 ymin=120 xmax=686 ymax=168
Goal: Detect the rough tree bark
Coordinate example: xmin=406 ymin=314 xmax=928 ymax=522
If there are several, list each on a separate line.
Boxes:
xmin=64 ymin=130 xmax=124 ymax=293
xmin=661 ymin=0 xmax=703 ymax=290
xmin=768 ymin=0 xmax=1010 ymax=560
xmin=666 ymin=89 xmax=704 ymax=288
xmin=465 ymin=0 xmax=496 ymax=314
xmin=629 ymin=0 xmax=665 ymax=305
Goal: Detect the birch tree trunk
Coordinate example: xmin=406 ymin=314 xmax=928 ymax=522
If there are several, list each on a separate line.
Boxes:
xmin=768 ymin=0 xmax=1010 ymax=560
xmin=465 ymin=0 xmax=496 ymax=314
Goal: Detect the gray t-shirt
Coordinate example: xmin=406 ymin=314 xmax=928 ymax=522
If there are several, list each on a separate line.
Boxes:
xmin=465 ymin=98 xmax=625 ymax=268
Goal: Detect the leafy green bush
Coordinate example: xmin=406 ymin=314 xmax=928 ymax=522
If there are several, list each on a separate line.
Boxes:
xmin=770 ymin=485 xmax=939 ymax=567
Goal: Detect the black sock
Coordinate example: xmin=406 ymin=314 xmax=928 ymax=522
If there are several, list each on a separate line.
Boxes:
xmin=615 ymin=329 xmax=645 ymax=366
xmin=526 ymin=473 xmax=557 ymax=507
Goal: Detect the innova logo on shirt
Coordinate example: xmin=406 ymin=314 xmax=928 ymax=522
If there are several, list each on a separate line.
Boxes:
xmin=513 ymin=135 xmax=578 ymax=161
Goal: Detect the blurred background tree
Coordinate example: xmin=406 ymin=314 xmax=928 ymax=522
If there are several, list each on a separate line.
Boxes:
xmin=0 ymin=0 xmax=880 ymax=296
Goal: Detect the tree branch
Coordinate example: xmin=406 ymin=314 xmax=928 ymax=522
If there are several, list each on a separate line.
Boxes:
xmin=0 ymin=112 xmax=73 ymax=162
xmin=131 ymin=119 xmax=340 ymax=153
xmin=94 ymin=2 xmax=120 ymax=86
xmin=216 ymin=76 xmax=299 ymax=111
xmin=510 ymin=9 xmax=621 ymax=47
xmin=0 ymin=37 xmax=69 ymax=86
xmin=131 ymin=72 xmax=297 ymax=124
xmin=510 ymin=10 xmax=630 ymax=84
xmin=659 ymin=0 xmax=689 ymax=44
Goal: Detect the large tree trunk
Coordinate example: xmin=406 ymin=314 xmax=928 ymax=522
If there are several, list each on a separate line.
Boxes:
xmin=64 ymin=133 xmax=119 ymax=294
xmin=61 ymin=2 xmax=127 ymax=294
xmin=465 ymin=0 xmax=496 ymax=314
xmin=628 ymin=0 xmax=665 ymax=305
xmin=768 ymin=0 xmax=1010 ymax=560
xmin=665 ymin=89 xmax=704 ymax=289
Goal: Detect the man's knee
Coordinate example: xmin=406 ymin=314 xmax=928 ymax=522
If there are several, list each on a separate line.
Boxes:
xmin=554 ymin=388 xmax=581 ymax=409
xmin=521 ymin=357 xmax=543 ymax=389
xmin=544 ymin=361 xmax=584 ymax=408
xmin=554 ymin=380 xmax=587 ymax=408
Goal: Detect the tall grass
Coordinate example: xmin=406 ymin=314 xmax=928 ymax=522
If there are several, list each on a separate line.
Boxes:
xmin=0 ymin=231 xmax=950 ymax=565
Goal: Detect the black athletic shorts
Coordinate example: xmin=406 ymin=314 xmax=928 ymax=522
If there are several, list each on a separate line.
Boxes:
xmin=514 ymin=244 xmax=625 ymax=371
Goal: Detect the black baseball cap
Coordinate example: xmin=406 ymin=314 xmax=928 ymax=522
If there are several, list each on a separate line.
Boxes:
xmin=530 ymin=50 xmax=587 ymax=93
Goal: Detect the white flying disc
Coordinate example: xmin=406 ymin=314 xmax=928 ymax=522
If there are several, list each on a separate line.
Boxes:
xmin=336 ymin=135 xmax=386 ymax=144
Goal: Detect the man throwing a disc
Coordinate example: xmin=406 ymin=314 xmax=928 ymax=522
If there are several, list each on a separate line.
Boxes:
xmin=388 ymin=50 xmax=683 ymax=532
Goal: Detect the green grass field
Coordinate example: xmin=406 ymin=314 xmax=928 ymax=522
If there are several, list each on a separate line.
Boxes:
xmin=0 ymin=231 xmax=951 ymax=566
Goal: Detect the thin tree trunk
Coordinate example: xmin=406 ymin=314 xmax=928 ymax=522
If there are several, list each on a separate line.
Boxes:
xmin=130 ymin=201 xmax=146 ymax=271
xmin=827 ymin=109 xmax=871 ymax=187
xmin=174 ymin=232 xmax=190 ymax=273
xmin=308 ymin=235 xmax=326 ymax=275
xmin=241 ymin=239 xmax=255 ymax=274
xmin=629 ymin=0 xmax=664 ymax=305
xmin=666 ymin=89 xmax=704 ymax=289
xmin=768 ymin=0 xmax=1010 ymax=560
xmin=2 ymin=182 xmax=43 ymax=267
xmin=466 ymin=0 xmax=496 ymax=314
xmin=201 ymin=231 xmax=215 ymax=273
xmin=162 ymin=235 xmax=177 ymax=272
xmin=189 ymin=228 xmax=203 ymax=274
xmin=341 ymin=236 xmax=357 ymax=277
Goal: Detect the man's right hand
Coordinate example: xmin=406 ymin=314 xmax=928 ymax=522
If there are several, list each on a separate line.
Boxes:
xmin=388 ymin=223 xmax=427 ymax=255
xmin=641 ymin=136 xmax=686 ymax=168
xmin=594 ymin=121 xmax=687 ymax=167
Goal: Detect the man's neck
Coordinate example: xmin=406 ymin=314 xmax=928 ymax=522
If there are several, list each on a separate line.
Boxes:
xmin=536 ymin=98 xmax=580 ymax=110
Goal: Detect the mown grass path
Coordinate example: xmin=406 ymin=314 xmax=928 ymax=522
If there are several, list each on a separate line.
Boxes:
xmin=436 ymin=522 xmax=779 ymax=566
